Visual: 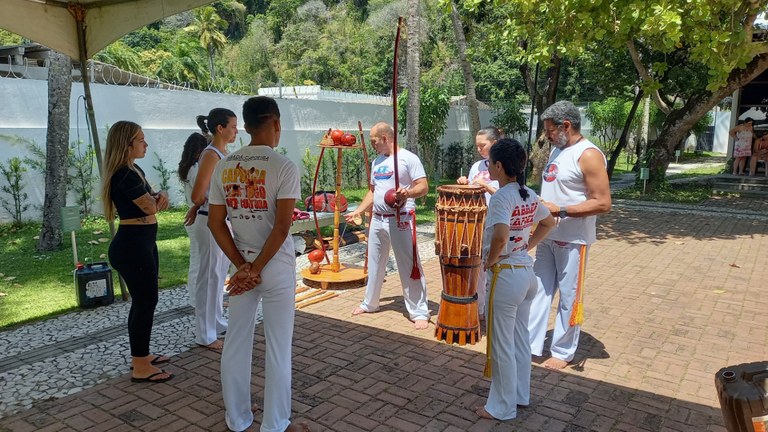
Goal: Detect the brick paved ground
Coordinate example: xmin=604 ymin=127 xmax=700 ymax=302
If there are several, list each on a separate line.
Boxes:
xmin=2 ymin=202 xmax=768 ymax=432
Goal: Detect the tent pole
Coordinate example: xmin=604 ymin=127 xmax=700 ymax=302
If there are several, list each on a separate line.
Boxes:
xmin=70 ymin=3 xmax=129 ymax=301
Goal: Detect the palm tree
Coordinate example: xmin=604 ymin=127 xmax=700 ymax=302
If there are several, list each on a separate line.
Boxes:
xmin=155 ymin=38 xmax=208 ymax=85
xmin=185 ymin=6 xmax=228 ymax=80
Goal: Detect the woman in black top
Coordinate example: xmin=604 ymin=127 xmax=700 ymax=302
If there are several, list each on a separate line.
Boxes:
xmin=101 ymin=121 xmax=173 ymax=383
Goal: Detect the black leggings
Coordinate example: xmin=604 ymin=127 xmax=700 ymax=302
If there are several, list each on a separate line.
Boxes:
xmin=109 ymin=224 xmax=159 ymax=357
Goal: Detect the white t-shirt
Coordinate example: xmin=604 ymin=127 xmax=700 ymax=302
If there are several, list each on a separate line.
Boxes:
xmin=370 ymin=148 xmax=426 ymax=214
xmin=467 ymin=158 xmax=499 ymax=203
xmin=208 ymin=145 xmax=301 ymax=267
xmin=540 ymin=139 xmax=605 ymax=245
xmin=483 ymin=183 xmax=550 ymax=266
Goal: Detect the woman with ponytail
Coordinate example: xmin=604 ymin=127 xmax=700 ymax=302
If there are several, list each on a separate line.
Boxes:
xmin=457 ymin=126 xmax=502 ymax=320
xmin=186 ymin=108 xmax=238 ymax=352
xmin=178 ymin=133 xmax=209 ymax=307
xmin=474 ymin=139 xmax=555 ymax=421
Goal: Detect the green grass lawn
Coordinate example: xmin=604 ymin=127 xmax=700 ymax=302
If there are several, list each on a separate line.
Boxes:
xmin=0 ymin=208 xmax=190 ymax=329
xmin=679 ymin=151 xmax=725 ymax=162
xmin=611 ymin=152 xmax=636 ymax=175
xmin=666 ymin=165 xmax=725 ymax=180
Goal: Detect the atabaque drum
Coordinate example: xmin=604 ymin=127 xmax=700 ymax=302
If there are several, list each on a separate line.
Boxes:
xmin=434 ymin=184 xmax=486 ymax=345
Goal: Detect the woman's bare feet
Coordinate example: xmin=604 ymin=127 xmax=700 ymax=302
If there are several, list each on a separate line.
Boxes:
xmin=541 ymin=357 xmax=570 ymax=370
xmin=474 ymin=406 xmax=497 ymax=420
xmin=198 ymin=339 xmax=224 ymax=353
xmin=352 ymin=307 xmax=368 ymax=316
xmin=284 ymin=421 xmax=310 ymax=431
xmin=413 ymin=319 xmax=429 ymax=330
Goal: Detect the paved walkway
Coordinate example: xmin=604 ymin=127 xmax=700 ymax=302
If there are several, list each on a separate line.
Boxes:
xmin=2 ymin=197 xmax=768 ymax=431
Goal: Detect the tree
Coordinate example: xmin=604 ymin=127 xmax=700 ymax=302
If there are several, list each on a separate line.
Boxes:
xmin=265 ymin=0 xmax=304 ymax=43
xmin=398 ymin=86 xmax=450 ymax=179
xmin=38 ymin=51 xmax=71 ymax=250
xmin=0 ymin=29 xmax=23 ymax=45
xmin=487 ymin=0 xmax=768 ymax=189
xmin=224 ymin=18 xmax=278 ymax=85
xmin=405 ymin=0 xmax=422 ymax=154
xmin=585 ymin=97 xmax=629 ymax=153
xmin=94 ymin=41 xmax=145 ymax=74
xmin=149 ymin=37 xmax=208 ymax=84
xmin=448 ymin=0 xmax=481 ymax=138
xmin=185 ymin=6 xmax=228 ymax=80
xmin=213 ymin=0 xmax=248 ymax=41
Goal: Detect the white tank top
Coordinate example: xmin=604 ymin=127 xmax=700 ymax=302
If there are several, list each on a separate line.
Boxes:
xmin=540 ymin=138 xmax=605 ymax=245
xmin=184 ymin=163 xmax=199 ymax=207
xmin=197 ymin=145 xmax=227 ymax=213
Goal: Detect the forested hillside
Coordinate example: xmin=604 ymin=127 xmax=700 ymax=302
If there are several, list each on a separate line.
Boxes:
xmin=7 ymin=0 xmax=750 ymax=188
xmin=63 ymin=1 xmax=606 ymax=110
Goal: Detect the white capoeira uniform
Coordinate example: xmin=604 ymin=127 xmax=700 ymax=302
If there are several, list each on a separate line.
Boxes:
xmin=358 ymin=148 xmax=429 ymax=321
xmin=209 ymin=145 xmax=301 ymax=432
xmin=482 ymin=183 xmax=549 ymax=420
xmin=528 ymin=139 xmax=605 ymax=363
xmin=183 ymin=163 xmax=200 ymax=308
xmin=466 ymin=158 xmax=499 ymax=317
xmin=190 ymin=145 xmax=230 ymax=346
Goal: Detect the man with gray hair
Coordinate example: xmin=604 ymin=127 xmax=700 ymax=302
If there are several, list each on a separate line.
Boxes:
xmin=528 ymin=100 xmax=611 ymax=369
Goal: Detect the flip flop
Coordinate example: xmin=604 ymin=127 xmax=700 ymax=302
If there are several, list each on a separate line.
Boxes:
xmin=130 ymin=355 xmax=170 ymax=370
xmin=150 ymin=355 xmax=170 ymax=365
xmin=130 ymin=370 xmax=174 ymax=383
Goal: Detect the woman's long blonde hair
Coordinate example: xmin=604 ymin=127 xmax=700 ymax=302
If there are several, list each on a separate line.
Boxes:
xmin=101 ymin=121 xmax=145 ymax=222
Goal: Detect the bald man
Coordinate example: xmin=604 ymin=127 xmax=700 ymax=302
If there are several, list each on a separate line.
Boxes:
xmin=344 ymin=122 xmax=430 ymax=329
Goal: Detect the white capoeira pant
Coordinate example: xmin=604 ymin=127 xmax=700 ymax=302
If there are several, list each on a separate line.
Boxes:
xmin=477 ymin=267 xmax=487 ymax=318
xmin=484 ymin=262 xmax=536 ymax=420
xmin=190 ymin=213 xmax=230 ymax=345
xmin=359 ymin=213 xmax=429 ymax=321
xmin=222 ymin=253 xmax=295 ymax=432
xmin=529 ymin=239 xmax=589 ymax=362
xmin=184 ymin=223 xmax=201 ymax=308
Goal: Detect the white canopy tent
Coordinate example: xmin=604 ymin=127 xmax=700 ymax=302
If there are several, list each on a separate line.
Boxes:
xmin=1 ymin=0 xmax=215 ymax=299
xmin=3 ymin=0 xmax=215 ymax=59
xmin=1 ymin=0 xmax=216 ymax=173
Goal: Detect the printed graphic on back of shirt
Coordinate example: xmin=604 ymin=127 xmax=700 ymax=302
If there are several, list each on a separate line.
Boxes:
xmin=508 ymin=201 xmax=539 ymax=252
xmin=221 ymin=162 xmax=270 ymax=212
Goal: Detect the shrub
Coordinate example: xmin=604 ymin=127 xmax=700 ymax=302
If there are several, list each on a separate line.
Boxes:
xmin=0 ymin=158 xmax=30 ymax=226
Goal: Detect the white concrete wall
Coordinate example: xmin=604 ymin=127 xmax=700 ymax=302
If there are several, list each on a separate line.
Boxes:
xmin=0 ymin=77 xmax=494 ymax=223
xmin=712 ymin=108 xmax=731 ymax=154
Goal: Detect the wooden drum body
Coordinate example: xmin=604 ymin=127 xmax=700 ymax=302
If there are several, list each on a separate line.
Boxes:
xmin=434 ymin=184 xmax=486 ymax=345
